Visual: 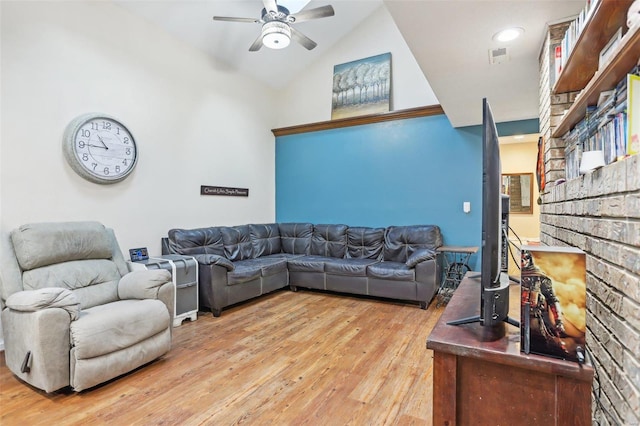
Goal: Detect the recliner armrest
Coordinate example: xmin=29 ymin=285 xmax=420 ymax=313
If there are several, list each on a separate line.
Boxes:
xmin=5 ymin=287 xmax=80 ymax=320
xmin=118 ymin=269 xmax=172 ymax=300
xmin=405 ymin=248 xmax=437 ymax=268
xmin=192 ymin=254 xmax=235 ymax=271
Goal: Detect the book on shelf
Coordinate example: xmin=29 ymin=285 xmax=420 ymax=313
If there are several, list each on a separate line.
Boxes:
xmin=563 ymin=66 xmax=639 ymax=178
xmin=628 ymin=73 xmax=640 ymax=155
xmin=558 ymin=0 xmax=599 ymax=73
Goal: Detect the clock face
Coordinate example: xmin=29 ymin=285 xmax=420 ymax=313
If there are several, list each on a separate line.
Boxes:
xmin=63 ymin=114 xmax=138 ymax=184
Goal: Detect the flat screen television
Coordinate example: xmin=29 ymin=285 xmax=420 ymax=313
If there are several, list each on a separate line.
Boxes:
xmin=448 ymin=98 xmax=518 ymax=328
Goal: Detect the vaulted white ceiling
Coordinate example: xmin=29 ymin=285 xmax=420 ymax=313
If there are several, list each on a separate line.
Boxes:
xmin=115 ymin=0 xmax=585 ymax=127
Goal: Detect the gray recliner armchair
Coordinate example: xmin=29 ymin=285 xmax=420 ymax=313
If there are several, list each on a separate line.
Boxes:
xmin=0 ymin=221 xmax=174 ymax=392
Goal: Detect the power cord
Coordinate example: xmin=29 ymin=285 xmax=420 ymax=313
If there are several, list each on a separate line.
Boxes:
xmin=502 ymin=227 xmax=521 ymax=283
xmin=505 ymin=226 xmax=522 ymax=271
xmin=586 ymin=347 xmax=621 ymax=426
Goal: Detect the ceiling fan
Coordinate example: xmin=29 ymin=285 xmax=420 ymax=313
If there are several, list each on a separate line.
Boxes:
xmin=213 ymin=0 xmax=335 ymax=51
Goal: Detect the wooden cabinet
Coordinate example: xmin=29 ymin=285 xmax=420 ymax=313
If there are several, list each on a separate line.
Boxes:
xmin=427 ymin=275 xmax=593 ymax=425
xmin=552 ymin=0 xmax=639 ymax=138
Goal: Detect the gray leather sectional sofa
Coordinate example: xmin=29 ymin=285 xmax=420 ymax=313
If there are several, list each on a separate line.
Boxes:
xmin=163 ymin=223 xmax=443 ymax=317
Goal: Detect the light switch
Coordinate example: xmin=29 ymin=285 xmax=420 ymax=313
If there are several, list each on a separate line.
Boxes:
xmin=463 ymin=202 xmax=471 ymax=213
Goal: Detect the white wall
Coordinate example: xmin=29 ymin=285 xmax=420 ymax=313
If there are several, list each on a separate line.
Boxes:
xmin=500 ymin=140 xmax=541 ymax=241
xmin=1 ymin=1 xmax=278 ymax=256
xmin=276 ymin=5 xmax=438 ymax=127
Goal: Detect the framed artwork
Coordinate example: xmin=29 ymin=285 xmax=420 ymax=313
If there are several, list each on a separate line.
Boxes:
xmin=331 ymin=52 xmax=391 ymax=119
xmin=520 ymin=245 xmax=586 ymax=362
xmin=501 ymin=173 xmax=533 ymax=214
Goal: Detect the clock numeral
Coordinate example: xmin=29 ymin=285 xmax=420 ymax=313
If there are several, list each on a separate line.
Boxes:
xmin=102 ymin=121 xmax=111 ymax=130
xmin=91 ymin=163 xmax=98 ymax=170
xmin=78 ymin=141 xmax=85 ymax=149
xmin=82 ymin=129 xmax=91 ymax=138
xmin=116 ymin=127 xmax=121 ymax=135
xmin=123 ymin=137 xmax=130 ymax=144
xmin=103 ymin=167 xmax=110 ymax=175
xmin=82 ymin=154 xmax=89 ymax=161
xmin=126 ymin=148 xmax=131 ymax=155
xmin=116 ymin=165 xmax=121 ymax=173
xmin=91 ymin=122 xmax=99 ymax=131
xmin=122 ymin=159 xmax=128 ymax=166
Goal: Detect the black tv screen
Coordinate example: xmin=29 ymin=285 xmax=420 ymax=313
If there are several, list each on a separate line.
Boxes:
xmin=479 ymin=98 xmax=511 ymax=326
xmin=448 ymin=98 xmax=517 ymax=328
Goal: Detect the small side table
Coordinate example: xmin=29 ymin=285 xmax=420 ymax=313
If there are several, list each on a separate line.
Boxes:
xmin=436 ymin=245 xmax=478 ymax=306
xmin=128 ymin=255 xmax=199 ymax=327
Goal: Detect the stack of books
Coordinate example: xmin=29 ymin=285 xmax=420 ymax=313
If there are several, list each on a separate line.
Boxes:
xmin=556 ymin=0 xmax=597 ymax=79
xmin=564 ymin=65 xmax=639 ymax=179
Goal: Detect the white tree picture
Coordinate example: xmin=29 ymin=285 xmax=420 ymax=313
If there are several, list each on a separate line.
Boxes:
xmin=332 ymin=53 xmax=391 ymax=119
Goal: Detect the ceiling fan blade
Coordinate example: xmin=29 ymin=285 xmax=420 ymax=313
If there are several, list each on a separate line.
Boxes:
xmin=213 ymin=16 xmax=259 ymax=23
xmin=262 ymin=0 xmax=279 ymax=14
xmin=290 ymin=27 xmax=317 ymax=50
xmin=289 ymin=5 xmax=335 ymax=23
xmin=249 ymin=34 xmax=264 ymax=52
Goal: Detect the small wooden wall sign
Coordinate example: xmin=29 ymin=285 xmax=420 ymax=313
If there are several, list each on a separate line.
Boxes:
xmin=200 ymin=185 xmax=249 ymax=197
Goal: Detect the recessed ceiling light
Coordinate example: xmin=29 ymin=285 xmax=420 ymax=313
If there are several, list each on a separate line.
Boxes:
xmin=493 ymin=27 xmax=524 ymax=42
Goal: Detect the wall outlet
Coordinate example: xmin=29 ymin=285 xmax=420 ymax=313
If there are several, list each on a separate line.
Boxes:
xmin=463 ymin=201 xmax=471 ymax=213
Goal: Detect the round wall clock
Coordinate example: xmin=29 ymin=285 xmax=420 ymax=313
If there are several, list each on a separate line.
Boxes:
xmin=62 ymin=113 xmax=138 ymax=184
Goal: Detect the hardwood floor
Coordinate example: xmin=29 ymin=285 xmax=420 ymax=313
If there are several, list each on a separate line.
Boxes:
xmin=0 ymin=289 xmax=444 ymax=425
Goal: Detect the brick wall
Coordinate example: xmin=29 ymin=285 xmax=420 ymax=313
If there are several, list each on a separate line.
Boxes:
xmin=539 ymin=22 xmax=640 ymax=426
xmin=539 ymin=21 xmax=574 ymax=185
xmin=540 ymin=156 xmax=640 ymax=425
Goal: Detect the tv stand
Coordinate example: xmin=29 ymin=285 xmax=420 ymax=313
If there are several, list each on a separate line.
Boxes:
xmin=427 ymin=273 xmax=593 ymax=425
xmin=447 ymin=273 xmax=519 ymax=327
xmin=446 ymin=313 xmax=519 ymax=327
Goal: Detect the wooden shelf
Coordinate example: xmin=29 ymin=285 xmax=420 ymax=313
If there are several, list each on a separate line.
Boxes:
xmin=552 ymin=24 xmax=640 ymax=138
xmin=553 ymin=0 xmax=633 ymax=94
xmin=271 ymin=105 xmax=444 ymax=136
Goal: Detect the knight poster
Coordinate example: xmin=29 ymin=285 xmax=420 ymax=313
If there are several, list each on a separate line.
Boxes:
xmin=520 ymin=245 xmax=586 ymax=362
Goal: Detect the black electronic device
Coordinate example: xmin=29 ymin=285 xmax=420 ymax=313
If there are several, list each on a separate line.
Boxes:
xmin=448 ymin=98 xmax=519 ymax=328
xmin=501 ymin=194 xmax=510 ymax=273
xmin=129 ymin=247 xmax=149 ymax=262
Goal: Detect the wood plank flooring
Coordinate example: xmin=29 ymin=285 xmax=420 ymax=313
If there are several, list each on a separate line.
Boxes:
xmin=0 ymin=289 xmax=444 ymax=425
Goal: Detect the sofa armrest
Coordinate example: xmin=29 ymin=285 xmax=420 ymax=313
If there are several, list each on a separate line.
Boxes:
xmin=406 ymin=248 xmax=437 ymax=268
xmin=192 ymin=254 xmax=235 ymax=271
xmin=2 ymin=306 xmax=73 ymax=392
xmin=118 ymin=269 xmax=172 ymax=300
xmin=6 ymin=288 xmax=80 ymax=320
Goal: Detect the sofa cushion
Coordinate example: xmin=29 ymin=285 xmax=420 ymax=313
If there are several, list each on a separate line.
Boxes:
xmin=287 ymin=255 xmax=333 ymax=273
xmin=11 ymin=221 xmax=112 ymax=271
xmin=226 ymin=259 xmax=262 ymax=285
xmin=325 ymin=258 xmax=380 ymax=277
xmin=383 ymin=225 xmax=443 ymax=263
xmin=279 ymin=223 xmax=313 ymax=255
xmin=221 ymin=225 xmax=254 ymax=261
xmin=367 ymin=261 xmax=416 ymax=281
xmin=346 ymin=227 xmax=385 ymax=259
xmin=22 ymin=259 xmax=121 ymax=309
xmin=168 ymin=227 xmax=224 ymax=256
xmin=311 ymin=224 xmax=348 ymax=258
xmin=70 ymin=298 xmax=169 ymax=360
xmin=250 ymin=223 xmax=282 ymax=257
xmin=234 ymin=256 xmax=288 ymax=277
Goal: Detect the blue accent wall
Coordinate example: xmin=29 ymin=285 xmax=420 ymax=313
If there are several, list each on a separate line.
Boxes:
xmin=275 ymin=114 xmax=538 ymax=270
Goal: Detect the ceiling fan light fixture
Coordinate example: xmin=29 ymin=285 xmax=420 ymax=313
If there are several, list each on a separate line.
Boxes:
xmin=262 ymin=21 xmax=291 ymax=49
